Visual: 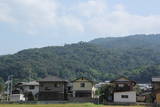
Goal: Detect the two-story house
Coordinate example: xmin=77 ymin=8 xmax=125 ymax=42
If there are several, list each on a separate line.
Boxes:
xmin=110 ymin=77 xmax=136 ymax=103
xmin=152 ymin=77 xmax=160 ymax=103
xmin=72 ymin=77 xmax=94 ymax=98
xmin=38 ymin=76 xmax=68 ymax=101
xmin=13 ymin=81 xmax=39 ymax=101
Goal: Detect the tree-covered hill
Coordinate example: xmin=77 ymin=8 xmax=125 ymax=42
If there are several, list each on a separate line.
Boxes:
xmin=1 ymin=34 xmax=160 ymax=83
xmin=90 ymin=34 xmax=160 ymax=51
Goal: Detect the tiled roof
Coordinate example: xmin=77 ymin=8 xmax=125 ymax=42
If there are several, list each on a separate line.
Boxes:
xmin=39 ymin=76 xmax=68 ymax=82
xmin=21 ymin=81 xmax=39 ymax=86
xmin=152 ymin=77 xmax=160 ymax=82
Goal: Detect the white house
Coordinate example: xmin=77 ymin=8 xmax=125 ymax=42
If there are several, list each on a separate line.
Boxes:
xmin=110 ymin=77 xmax=136 ymax=103
xmin=21 ymin=81 xmax=39 ymax=96
xmin=14 ymin=81 xmax=39 ymax=100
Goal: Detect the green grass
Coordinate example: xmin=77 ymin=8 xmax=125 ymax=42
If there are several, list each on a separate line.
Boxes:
xmin=0 ymin=103 xmax=99 ymax=107
xmin=0 ymin=103 xmax=146 ymax=107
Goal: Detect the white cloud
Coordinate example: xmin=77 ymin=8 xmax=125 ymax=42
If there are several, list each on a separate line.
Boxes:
xmin=60 ymin=16 xmax=84 ymax=32
xmin=0 ymin=2 xmax=15 ymax=22
xmin=72 ymin=0 xmax=160 ymax=36
xmin=76 ymin=0 xmax=107 ymax=18
xmin=1 ymin=0 xmax=160 ymax=37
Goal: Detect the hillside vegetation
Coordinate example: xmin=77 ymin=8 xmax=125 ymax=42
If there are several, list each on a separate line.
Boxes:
xmin=0 ymin=34 xmax=160 ymax=83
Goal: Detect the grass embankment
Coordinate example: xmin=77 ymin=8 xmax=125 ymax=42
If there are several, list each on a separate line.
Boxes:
xmin=0 ymin=103 xmax=146 ymax=107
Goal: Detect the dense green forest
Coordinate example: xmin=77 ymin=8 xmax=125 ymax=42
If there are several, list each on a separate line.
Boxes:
xmin=1 ymin=34 xmax=160 ymax=83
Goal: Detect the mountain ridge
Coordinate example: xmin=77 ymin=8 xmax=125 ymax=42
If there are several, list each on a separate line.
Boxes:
xmin=0 ymin=34 xmax=160 ymax=83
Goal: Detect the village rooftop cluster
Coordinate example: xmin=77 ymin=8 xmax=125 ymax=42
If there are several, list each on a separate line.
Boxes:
xmin=2 ymin=76 xmax=160 ymax=104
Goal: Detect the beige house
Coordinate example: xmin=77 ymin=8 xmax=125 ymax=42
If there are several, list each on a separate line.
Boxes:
xmin=72 ymin=77 xmax=94 ymax=98
xmin=152 ymin=77 xmax=160 ymax=103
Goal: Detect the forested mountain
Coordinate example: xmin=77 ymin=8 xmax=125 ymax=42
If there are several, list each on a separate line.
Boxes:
xmin=1 ymin=34 xmax=160 ymax=83
xmin=90 ymin=34 xmax=160 ymax=50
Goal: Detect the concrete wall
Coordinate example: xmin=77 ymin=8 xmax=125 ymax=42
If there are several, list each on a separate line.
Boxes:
xmin=92 ymin=86 xmax=99 ymax=98
xmin=114 ymin=91 xmax=136 ymax=103
xmin=10 ymin=94 xmax=25 ymax=101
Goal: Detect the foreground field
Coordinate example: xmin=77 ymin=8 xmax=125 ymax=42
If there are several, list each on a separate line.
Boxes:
xmin=0 ymin=103 xmax=147 ymax=107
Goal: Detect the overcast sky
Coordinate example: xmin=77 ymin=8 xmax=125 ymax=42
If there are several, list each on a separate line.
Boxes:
xmin=0 ymin=0 xmax=160 ymax=55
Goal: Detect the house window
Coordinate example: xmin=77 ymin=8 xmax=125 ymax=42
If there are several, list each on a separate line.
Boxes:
xmin=121 ymin=95 xmax=128 ymax=98
xmin=118 ymin=84 xmax=124 ymax=87
xmin=29 ymin=86 xmax=35 ymax=90
xmin=80 ymin=83 xmax=85 ymax=87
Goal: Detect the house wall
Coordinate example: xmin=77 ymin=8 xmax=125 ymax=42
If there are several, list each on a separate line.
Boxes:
xmin=114 ymin=91 xmax=136 ymax=103
xmin=153 ymin=82 xmax=160 ymax=90
xmin=39 ymin=82 xmax=65 ymax=92
xmin=72 ymin=79 xmax=93 ymax=91
xmin=92 ymin=86 xmax=99 ymax=98
xmin=38 ymin=92 xmax=67 ymax=101
xmin=156 ymin=93 xmax=160 ymax=103
xmin=23 ymin=85 xmax=39 ymax=95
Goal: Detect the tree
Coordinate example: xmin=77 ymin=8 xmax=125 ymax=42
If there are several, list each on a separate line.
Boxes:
xmin=98 ymin=83 xmax=116 ymax=102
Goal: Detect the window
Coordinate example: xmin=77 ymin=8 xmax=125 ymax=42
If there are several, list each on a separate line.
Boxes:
xmin=29 ymin=86 xmax=35 ymax=90
xmin=118 ymin=84 xmax=124 ymax=87
xmin=80 ymin=83 xmax=85 ymax=87
xmin=121 ymin=95 xmax=128 ymax=98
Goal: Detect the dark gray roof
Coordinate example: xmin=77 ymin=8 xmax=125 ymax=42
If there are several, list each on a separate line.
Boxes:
xmin=71 ymin=77 xmax=94 ymax=83
xmin=21 ymin=81 xmax=39 ymax=86
xmin=152 ymin=77 xmax=160 ymax=82
xmin=110 ymin=76 xmax=136 ymax=84
xmin=39 ymin=76 xmax=68 ymax=82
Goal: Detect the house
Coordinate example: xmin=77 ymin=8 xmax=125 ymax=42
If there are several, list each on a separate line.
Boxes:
xmin=14 ymin=81 xmax=39 ymax=101
xmin=110 ymin=77 xmax=136 ymax=103
xmin=38 ymin=76 xmax=68 ymax=101
xmin=152 ymin=77 xmax=160 ymax=103
xmin=72 ymin=77 xmax=94 ymax=98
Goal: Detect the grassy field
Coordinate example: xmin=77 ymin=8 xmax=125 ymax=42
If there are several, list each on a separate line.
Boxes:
xmin=0 ymin=103 xmax=147 ymax=107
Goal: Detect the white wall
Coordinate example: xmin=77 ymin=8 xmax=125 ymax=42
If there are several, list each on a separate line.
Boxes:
xmin=114 ymin=91 xmax=136 ymax=103
xmin=92 ymin=86 xmax=99 ymax=98
xmin=10 ymin=94 xmax=25 ymax=102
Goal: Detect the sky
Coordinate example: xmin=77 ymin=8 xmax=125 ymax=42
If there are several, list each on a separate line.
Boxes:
xmin=0 ymin=0 xmax=160 ymax=55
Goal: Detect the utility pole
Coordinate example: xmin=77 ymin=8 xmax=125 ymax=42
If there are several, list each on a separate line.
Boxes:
xmin=6 ymin=75 xmax=13 ymax=101
xmin=6 ymin=76 xmax=10 ymax=101
xmin=10 ymin=75 xmax=13 ymax=97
